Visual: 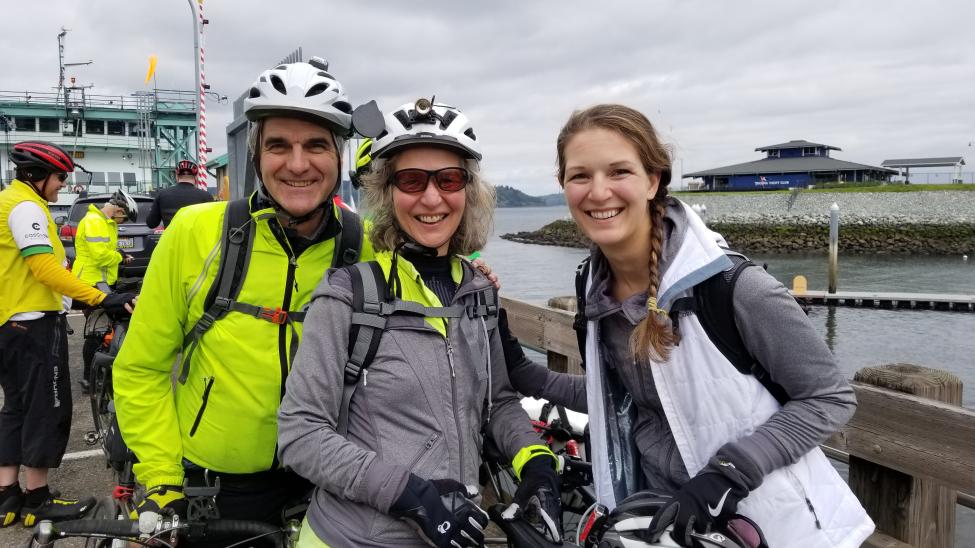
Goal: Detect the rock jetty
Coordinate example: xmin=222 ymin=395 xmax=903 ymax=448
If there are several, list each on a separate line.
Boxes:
xmin=499 ymin=190 xmax=975 ymax=255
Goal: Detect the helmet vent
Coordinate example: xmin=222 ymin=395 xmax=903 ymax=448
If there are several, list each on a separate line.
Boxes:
xmin=270 ymin=75 xmax=287 ymax=95
xmin=249 ymin=87 xmax=261 ymax=98
xmin=376 ymin=129 xmax=388 ymax=140
xmin=275 ymin=64 xmax=288 ymax=70
xmin=464 ymin=128 xmax=477 ymax=141
xmin=305 ymin=82 xmax=330 ymax=97
xmin=333 ymin=101 xmax=352 ymax=114
xmin=439 ymin=110 xmax=457 ymax=130
xmin=317 ymin=71 xmax=334 ymax=79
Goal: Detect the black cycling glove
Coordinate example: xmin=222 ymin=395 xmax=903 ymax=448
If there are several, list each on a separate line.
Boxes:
xmin=389 ymin=474 xmax=489 ymax=548
xmin=647 ymin=471 xmax=748 ymax=547
xmin=100 ymin=292 xmax=137 ymax=317
xmin=511 ymin=455 xmax=563 ymax=541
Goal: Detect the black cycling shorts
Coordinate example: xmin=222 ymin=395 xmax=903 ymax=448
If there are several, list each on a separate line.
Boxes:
xmin=0 ymin=314 xmax=73 ymax=468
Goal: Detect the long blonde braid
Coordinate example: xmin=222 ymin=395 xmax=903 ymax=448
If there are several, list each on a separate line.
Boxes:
xmin=629 ymin=196 xmax=677 ymax=362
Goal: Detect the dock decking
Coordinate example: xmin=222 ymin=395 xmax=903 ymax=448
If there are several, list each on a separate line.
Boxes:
xmin=792 ymin=290 xmax=975 ymax=312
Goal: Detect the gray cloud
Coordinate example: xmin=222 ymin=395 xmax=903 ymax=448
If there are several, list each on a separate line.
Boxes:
xmin=2 ymin=0 xmax=972 ymax=193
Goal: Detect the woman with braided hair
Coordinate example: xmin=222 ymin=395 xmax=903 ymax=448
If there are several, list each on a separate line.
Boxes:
xmin=506 ymin=104 xmax=874 ymax=547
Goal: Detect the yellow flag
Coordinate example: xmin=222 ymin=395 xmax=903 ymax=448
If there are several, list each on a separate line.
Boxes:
xmin=144 ymin=55 xmax=158 ymax=85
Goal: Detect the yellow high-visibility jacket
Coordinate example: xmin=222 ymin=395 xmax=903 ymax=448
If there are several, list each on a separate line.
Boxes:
xmin=74 ymin=204 xmax=123 ymax=286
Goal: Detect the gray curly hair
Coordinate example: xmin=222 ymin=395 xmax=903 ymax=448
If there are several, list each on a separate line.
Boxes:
xmin=359 ymin=155 xmax=495 ymax=255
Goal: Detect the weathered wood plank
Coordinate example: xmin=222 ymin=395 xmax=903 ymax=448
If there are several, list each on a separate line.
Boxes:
xmin=500 ymin=297 xmax=580 ymax=361
xmin=825 ymin=383 xmax=975 ymax=494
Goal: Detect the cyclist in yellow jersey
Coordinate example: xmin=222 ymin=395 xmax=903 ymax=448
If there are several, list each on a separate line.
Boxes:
xmin=113 ymin=57 xmax=375 ymax=525
xmin=0 ymin=141 xmax=136 ymax=527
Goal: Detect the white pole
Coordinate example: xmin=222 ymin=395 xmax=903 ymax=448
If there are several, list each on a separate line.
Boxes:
xmin=828 ymin=202 xmax=839 ymax=294
xmin=188 ymin=0 xmax=208 ymax=189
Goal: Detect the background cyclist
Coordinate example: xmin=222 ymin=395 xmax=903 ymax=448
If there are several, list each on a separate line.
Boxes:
xmin=145 ymin=159 xmax=213 ymax=229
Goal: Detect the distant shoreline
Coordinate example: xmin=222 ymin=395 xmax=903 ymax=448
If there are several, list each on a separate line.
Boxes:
xmin=500 ymin=219 xmax=975 ymax=255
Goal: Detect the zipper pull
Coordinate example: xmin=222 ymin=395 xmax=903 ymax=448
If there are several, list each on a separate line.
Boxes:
xmin=362 ymin=369 xmax=368 ymax=386
xmin=446 ymin=340 xmax=456 ymax=378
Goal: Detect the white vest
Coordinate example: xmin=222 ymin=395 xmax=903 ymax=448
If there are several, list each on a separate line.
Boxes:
xmin=585 ymin=200 xmax=874 ymax=548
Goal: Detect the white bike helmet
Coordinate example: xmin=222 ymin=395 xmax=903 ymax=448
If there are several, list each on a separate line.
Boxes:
xmin=109 ymin=189 xmax=139 ymax=223
xmin=243 ymin=57 xmax=353 ymax=136
xmin=371 ymin=97 xmax=482 ymax=161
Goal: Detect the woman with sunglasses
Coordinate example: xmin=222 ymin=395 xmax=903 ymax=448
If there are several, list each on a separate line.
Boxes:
xmin=278 ymin=99 xmax=562 ymax=548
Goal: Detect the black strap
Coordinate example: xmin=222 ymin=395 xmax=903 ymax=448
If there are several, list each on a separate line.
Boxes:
xmin=693 ymin=251 xmax=790 ymax=405
xmin=573 ymin=257 xmax=591 ymax=370
xmin=179 ymin=199 xmax=254 ymax=384
xmin=338 ymin=261 xmax=388 ymax=436
xmin=332 ymin=206 xmax=364 ymax=268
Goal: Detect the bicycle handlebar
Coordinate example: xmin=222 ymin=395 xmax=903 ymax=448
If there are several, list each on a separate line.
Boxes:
xmin=31 ymin=517 xmax=286 ymax=548
xmin=488 ymin=504 xmax=581 ymax=548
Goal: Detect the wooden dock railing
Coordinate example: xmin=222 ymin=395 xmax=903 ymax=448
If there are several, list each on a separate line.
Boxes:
xmin=500 ymin=296 xmax=975 ymax=548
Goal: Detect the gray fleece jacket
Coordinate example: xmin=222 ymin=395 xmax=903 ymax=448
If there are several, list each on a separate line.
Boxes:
xmin=509 ymin=198 xmax=856 ymax=491
xmin=278 ymin=256 xmax=542 ymax=547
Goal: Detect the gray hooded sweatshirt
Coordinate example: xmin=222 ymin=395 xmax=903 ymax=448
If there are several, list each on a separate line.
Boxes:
xmin=509 ymin=198 xmax=856 ymax=491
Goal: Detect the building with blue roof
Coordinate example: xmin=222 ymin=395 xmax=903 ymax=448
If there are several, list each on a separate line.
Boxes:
xmin=684 ymin=140 xmax=897 ymax=191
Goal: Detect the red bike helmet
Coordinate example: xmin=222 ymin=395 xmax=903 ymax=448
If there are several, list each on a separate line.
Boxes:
xmin=175 ymin=160 xmax=199 ymax=176
xmin=11 ymin=141 xmax=75 ymax=173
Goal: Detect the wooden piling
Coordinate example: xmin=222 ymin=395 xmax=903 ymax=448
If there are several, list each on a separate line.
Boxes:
xmin=849 ymin=364 xmax=962 ymax=548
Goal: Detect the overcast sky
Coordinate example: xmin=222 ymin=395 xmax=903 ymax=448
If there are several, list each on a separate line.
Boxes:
xmin=2 ymin=1 xmax=973 ymax=194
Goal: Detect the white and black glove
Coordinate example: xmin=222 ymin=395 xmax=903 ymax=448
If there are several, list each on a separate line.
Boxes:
xmin=389 ymin=474 xmax=489 ymax=548
xmin=647 ymin=471 xmax=748 ymax=547
xmin=507 ymin=455 xmax=563 ymax=542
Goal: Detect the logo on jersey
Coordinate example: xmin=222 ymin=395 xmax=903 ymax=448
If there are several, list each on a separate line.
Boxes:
xmin=32 ymin=222 xmax=41 ymax=230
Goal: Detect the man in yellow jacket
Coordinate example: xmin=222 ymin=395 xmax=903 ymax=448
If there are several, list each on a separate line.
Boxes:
xmin=74 ymin=190 xmax=138 ymax=394
xmin=113 ymin=58 xmax=374 ymax=525
xmin=73 ymin=192 xmax=137 ymax=288
xmin=0 ymin=141 xmax=136 ymax=527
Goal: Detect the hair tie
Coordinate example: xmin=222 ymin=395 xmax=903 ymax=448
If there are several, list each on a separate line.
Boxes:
xmin=646 ymin=296 xmax=667 ymax=317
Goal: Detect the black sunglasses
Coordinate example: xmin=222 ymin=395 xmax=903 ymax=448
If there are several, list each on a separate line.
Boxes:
xmin=56 ymin=172 xmax=68 ymax=182
xmin=389 ymin=167 xmax=470 ymax=194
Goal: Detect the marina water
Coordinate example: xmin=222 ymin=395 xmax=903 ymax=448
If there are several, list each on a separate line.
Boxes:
xmin=485 ymin=206 xmax=975 ymax=409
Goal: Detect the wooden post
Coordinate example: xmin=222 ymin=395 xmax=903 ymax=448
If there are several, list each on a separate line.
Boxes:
xmin=546 ymin=297 xmax=580 ymax=374
xmin=828 ymin=202 xmax=839 ymax=293
xmin=849 ymin=364 xmax=962 ymax=548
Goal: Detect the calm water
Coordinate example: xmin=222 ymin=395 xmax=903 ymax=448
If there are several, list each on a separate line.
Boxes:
xmin=484 ymin=206 xmax=975 ymax=408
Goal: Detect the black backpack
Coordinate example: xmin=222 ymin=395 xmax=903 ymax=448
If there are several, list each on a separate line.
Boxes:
xmin=177 ymin=198 xmax=364 ymax=384
xmin=572 ymin=250 xmax=789 ymax=405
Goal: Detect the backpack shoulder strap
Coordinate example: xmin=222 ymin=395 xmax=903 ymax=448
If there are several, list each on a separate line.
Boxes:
xmin=573 ymin=256 xmax=591 ymax=370
xmin=178 ymin=198 xmax=254 ymax=384
xmin=338 ymin=261 xmax=388 ymax=436
xmin=331 ymin=206 xmax=364 ymax=269
xmin=694 ymin=249 xmax=790 ymax=405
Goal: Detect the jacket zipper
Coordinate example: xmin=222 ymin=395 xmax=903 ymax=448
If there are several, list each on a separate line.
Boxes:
xmin=189 ymin=376 xmax=215 ymax=437
xmin=270 ymin=219 xmax=298 ymax=400
xmin=407 ymin=433 xmax=441 ymax=470
xmin=446 ymin=335 xmax=465 ymax=478
xmin=786 ymin=469 xmax=823 ymax=529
